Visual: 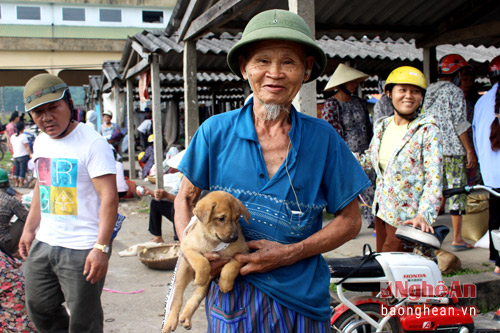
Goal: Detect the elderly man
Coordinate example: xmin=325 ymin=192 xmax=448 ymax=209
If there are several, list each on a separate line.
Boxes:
xmin=18 ymin=74 xmax=118 ymax=332
xmin=174 ymin=9 xmax=370 ymax=331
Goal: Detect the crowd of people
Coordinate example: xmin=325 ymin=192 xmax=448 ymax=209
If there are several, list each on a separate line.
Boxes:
xmin=1 ymin=8 xmax=499 ymax=333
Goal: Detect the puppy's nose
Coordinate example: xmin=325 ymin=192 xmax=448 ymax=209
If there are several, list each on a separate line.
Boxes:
xmin=228 ymin=233 xmax=238 ymax=243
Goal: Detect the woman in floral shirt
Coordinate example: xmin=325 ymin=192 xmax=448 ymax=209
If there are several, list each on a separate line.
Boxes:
xmin=357 ymin=66 xmax=443 ymax=252
xmin=0 ymin=246 xmax=38 ymax=332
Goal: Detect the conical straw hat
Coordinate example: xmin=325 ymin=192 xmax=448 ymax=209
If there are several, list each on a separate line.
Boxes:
xmin=324 ymin=64 xmax=369 ymax=92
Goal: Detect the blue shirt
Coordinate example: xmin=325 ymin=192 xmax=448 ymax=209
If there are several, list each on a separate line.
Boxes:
xmin=178 ymin=100 xmax=370 ymax=321
xmin=473 ymin=83 xmax=500 ymax=187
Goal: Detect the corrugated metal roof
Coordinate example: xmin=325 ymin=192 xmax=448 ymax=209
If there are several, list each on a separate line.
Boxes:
xmin=112 ymin=28 xmax=499 ymax=105
xmin=102 ymin=61 xmax=123 ymax=92
xmin=167 ymin=0 xmax=500 ymax=48
xmin=159 ymin=71 xmax=241 ymax=85
xmin=123 ymin=30 xmax=498 ymax=80
xmin=86 ymin=75 xmax=102 ymax=104
xmin=0 ymin=25 xmax=145 ymax=39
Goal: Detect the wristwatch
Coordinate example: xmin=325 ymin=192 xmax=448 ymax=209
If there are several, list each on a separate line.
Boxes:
xmin=93 ymin=243 xmax=110 ymax=254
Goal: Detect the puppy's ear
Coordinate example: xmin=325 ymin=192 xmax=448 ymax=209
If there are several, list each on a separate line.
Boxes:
xmin=194 ymin=201 xmax=216 ymax=224
xmin=235 ymin=198 xmax=251 ymax=224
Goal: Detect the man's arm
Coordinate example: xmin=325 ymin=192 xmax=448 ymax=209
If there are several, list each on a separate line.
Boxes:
xmin=173 ymin=177 xmax=202 ymax=241
xmin=18 ymin=180 xmax=42 ymax=259
xmin=235 ymin=198 xmax=361 ymax=275
xmin=84 ymin=174 xmax=118 ymax=284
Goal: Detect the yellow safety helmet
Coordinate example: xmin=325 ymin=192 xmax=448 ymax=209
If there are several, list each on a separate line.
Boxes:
xmin=384 ymin=66 xmax=427 ymax=93
xmin=147 ymin=134 xmax=154 ymax=143
xmin=138 ymin=151 xmax=145 ymax=161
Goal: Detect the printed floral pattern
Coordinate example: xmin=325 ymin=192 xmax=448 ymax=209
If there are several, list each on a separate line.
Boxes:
xmin=357 ymin=115 xmax=443 ymax=227
xmin=321 ymin=96 xmax=372 ymax=153
xmin=0 ymin=251 xmax=38 ymax=332
xmin=423 ymin=81 xmax=469 ymax=156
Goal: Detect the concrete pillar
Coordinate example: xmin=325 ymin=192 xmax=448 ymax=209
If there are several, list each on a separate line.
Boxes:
xmin=114 ymin=83 xmax=122 ymax=126
xmin=151 ymin=53 xmax=164 ymax=189
xmin=97 ymin=94 xmax=103 ymax=129
xmin=423 ymin=47 xmax=437 ymax=85
xmin=183 ymin=40 xmax=199 ymax=146
xmin=290 ymin=0 xmax=317 ymax=117
xmin=126 ymin=78 xmax=136 ymax=179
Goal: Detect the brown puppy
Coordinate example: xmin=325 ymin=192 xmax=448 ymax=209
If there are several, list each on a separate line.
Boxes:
xmin=162 ymin=191 xmax=250 ymax=332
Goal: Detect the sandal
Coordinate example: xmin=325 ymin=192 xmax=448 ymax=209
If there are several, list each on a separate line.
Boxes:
xmin=451 ymin=243 xmax=474 ymax=251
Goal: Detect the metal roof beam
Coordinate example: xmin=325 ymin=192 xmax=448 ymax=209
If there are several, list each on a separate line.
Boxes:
xmin=416 ymin=0 xmax=497 ymax=48
xmin=182 ymin=0 xmax=260 ymax=41
xmin=417 ymin=21 xmax=500 ymax=48
xmin=175 ymin=0 xmax=206 ymax=43
xmin=131 ymin=40 xmax=150 ymax=59
xmin=316 ymin=24 xmax=424 ymax=39
xmin=125 ymin=57 xmax=150 ymax=80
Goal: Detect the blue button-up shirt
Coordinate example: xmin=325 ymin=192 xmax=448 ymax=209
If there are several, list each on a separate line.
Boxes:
xmin=473 ymin=83 xmax=500 ymax=188
xmin=178 ymin=99 xmax=370 ymax=321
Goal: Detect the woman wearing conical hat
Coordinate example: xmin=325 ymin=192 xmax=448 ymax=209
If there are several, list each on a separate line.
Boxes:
xmin=321 ymin=64 xmax=376 ymax=228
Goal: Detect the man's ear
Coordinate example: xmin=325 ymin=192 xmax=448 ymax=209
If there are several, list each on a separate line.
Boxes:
xmin=239 ymin=56 xmax=248 ymax=80
xmin=304 ymin=56 xmax=315 ymax=81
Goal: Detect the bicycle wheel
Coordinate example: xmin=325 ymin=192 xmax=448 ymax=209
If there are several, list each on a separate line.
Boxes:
xmin=331 ymin=303 xmax=400 ymax=333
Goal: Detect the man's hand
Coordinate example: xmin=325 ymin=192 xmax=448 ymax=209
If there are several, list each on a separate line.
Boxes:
xmin=204 ymin=252 xmax=230 ymax=277
xmin=18 ymin=230 xmax=36 ymax=260
xmin=83 ymin=249 xmax=109 ymax=284
xmin=153 ymin=189 xmax=167 ymax=201
xmin=234 ymin=240 xmax=299 ymax=275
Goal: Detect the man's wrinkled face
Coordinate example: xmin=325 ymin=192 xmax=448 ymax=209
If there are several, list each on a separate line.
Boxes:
xmin=240 ymin=40 xmax=314 ymax=111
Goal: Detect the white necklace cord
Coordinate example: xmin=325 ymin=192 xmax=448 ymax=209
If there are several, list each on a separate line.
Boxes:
xmin=285 ymin=140 xmax=302 ymax=215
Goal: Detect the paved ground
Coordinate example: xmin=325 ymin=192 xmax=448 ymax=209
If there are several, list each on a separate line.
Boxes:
xmin=102 ymin=189 xmax=206 ymax=333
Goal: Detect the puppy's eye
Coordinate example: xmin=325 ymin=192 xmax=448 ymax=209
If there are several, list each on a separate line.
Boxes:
xmin=217 ymin=217 xmax=225 ymax=223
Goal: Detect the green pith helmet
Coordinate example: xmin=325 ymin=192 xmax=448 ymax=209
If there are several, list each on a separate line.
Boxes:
xmin=24 ymin=74 xmax=68 ymax=112
xmin=0 ymin=168 xmax=8 ymax=184
xmin=227 ymin=9 xmax=327 ymax=82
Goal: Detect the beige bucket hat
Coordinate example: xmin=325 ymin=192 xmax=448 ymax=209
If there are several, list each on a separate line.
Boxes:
xmin=324 ymin=64 xmax=369 ymax=92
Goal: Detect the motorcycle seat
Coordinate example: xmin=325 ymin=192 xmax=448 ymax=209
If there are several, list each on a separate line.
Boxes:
xmin=325 ymin=256 xmax=385 ymax=278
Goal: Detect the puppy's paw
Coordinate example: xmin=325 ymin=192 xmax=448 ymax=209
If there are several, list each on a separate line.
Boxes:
xmin=162 ymin=314 xmax=178 ymax=332
xmin=179 ymin=314 xmax=192 ymax=330
xmin=218 ymin=277 xmax=235 ymax=293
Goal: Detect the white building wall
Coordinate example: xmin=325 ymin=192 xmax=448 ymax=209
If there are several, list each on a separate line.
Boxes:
xmin=0 ymin=2 xmax=171 ymax=28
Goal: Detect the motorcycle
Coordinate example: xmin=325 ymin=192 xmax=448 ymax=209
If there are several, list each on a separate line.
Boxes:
xmin=327 ymin=185 xmax=500 ymax=332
